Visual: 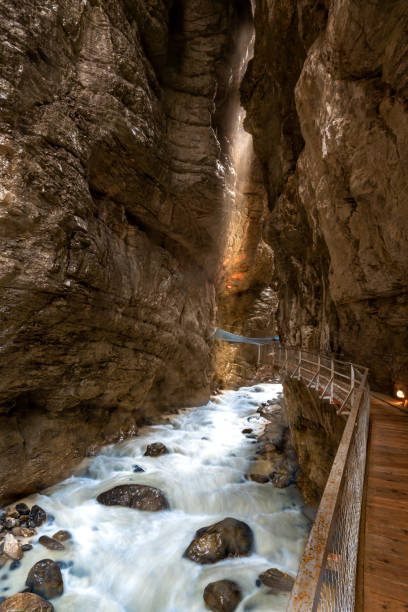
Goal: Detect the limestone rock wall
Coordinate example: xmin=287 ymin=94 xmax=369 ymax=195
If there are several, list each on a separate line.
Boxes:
xmin=283 ymin=377 xmax=344 ymax=505
xmin=242 ymin=0 xmax=408 ymax=392
xmin=0 ymin=0 xmax=252 ymax=503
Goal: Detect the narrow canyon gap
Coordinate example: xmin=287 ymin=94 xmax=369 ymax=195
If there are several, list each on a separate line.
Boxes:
xmin=0 ymin=0 xmax=407 ymax=513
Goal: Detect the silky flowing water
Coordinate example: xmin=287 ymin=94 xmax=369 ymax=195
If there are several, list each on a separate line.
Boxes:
xmin=3 ymin=384 xmax=311 ymax=611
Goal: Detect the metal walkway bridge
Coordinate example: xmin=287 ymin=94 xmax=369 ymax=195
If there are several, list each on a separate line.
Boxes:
xmin=215 ymin=329 xmax=371 ymax=611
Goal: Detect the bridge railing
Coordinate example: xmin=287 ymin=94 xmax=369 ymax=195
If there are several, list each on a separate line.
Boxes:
xmin=260 ymin=342 xmax=370 ymax=611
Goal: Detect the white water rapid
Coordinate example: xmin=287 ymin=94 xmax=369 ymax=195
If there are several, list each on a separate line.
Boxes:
xmin=3 ymin=384 xmax=310 ymax=611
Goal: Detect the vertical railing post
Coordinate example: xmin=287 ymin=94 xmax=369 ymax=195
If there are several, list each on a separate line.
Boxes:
xmin=317 ymin=354 xmax=320 ymax=391
xmin=298 ymin=349 xmax=302 ymax=380
xmin=350 ymin=364 xmax=355 ymax=408
xmin=257 ymin=343 xmax=261 ymax=366
xmin=330 ymin=358 xmax=334 ymax=403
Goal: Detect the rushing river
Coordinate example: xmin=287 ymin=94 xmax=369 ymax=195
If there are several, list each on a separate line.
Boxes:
xmin=3 ymin=384 xmax=310 ymax=611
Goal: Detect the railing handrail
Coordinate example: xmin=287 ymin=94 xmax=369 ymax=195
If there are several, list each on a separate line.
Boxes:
xmin=259 ymin=342 xmax=370 ymax=611
xmin=262 ymin=343 xmax=368 ymax=416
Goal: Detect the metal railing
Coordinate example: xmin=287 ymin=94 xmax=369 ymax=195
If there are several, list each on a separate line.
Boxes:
xmin=260 ymin=343 xmax=370 ymax=611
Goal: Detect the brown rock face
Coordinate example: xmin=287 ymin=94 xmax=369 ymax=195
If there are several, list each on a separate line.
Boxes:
xmin=203 ymin=580 xmax=242 ymax=612
xmin=183 ymin=517 xmax=253 ymax=564
xmin=242 ymin=0 xmax=408 ymax=392
xmin=247 ymin=400 xmax=298 ymax=487
xmin=283 ymin=378 xmax=344 ymax=505
xmin=96 ymin=484 xmax=169 ymax=511
xmin=0 ymin=0 xmax=254 ymax=503
xmin=0 ymin=593 xmax=54 ymax=612
xmin=26 ymin=559 xmax=63 ymax=600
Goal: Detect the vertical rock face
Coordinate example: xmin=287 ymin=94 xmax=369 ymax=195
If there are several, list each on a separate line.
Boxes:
xmin=242 ymin=0 xmax=408 ymax=392
xmin=0 ymin=0 xmax=252 ymax=503
xmin=212 ymin=19 xmax=277 ymax=389
xmin=283 ymin=378 xmax=344 ymax=505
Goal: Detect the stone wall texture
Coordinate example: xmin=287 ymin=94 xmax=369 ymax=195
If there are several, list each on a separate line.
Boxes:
xmin=242 ymin=0 xmax=408 ymax=393
xmin=0 ymin=0 xmax=252 ymax=503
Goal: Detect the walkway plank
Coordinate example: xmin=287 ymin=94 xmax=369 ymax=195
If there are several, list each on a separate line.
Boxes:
xmin=360 ymin=396 xmax=408 ymax=611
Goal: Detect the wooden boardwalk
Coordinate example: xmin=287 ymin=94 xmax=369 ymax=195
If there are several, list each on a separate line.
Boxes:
xmin=359 ymin=394 xmax=408 ymax=611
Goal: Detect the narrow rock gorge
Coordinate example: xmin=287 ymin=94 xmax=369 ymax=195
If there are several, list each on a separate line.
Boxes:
xmin=1 ymin=0 xmax=407 ymax=516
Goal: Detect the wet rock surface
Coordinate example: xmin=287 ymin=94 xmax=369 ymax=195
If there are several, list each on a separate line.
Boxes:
xmin=28 ymin=507 xmax=46 ymax=528
xmin=144 ymin=443 xmax=168 ymax=457
xmin=203 ymin=579 xmax=242 ymax=612
xmin=97 ymin=484 xmax=169 ymax=511
xmin=283 ymin=379 xmax=344 ymax=505
xmin=38 ymin=537 xmax=64 ymax=552
xmin=0 ymin=592 xmax=54 ymax=611
xmin=2 ymin=535 xmax=22 ymax=561
xmin=0 ymin=0 xmax=251 ymax=505
xmin=25 ymin=559 xmax=63 ymax=600
xmin=51 ymin=531 xmax=71 ymax=543
xmin=242 ymin=0 xmax=408 ymax=392
xmin=183 ymin=518 xmax=253 ymax=564
xmin=258 ymin=568 xmax=294 ymax=594
xmin=246 ymin=397 xmax=298 ymax=488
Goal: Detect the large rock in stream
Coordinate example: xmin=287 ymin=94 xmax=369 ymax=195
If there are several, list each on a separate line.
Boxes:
xmin=0 ymin=593 xmax=54 ymax=611
xmin=26 ymin=559 xmax=63 ymax=600
xmin=203 ymin=580 xmax=242 ymax=612
xmin=144 ymin=443 xmax=168 ymax=457
xmin=183 ymin=518 xmax=253 ymax=564
xmin=258 ymin=568 xmax=294 ymax=594
xmin=97 ymin=484 xmax=169 ymax=511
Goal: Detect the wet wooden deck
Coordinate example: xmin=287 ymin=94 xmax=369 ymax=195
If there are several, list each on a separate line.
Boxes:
xmin=358 ymin=394 xmax=408 ymax=611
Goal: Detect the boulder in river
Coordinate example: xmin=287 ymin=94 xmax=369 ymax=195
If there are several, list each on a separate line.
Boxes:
xmin=258 ymin=568 xmax=294 ymax=594
xmin=183 ymin=517 xmax=253 ymax=564
xmin=203 ymin=579 xmax=242 ymax=612
xmin=38 ymin=536 xmax=64 ymax=551
xmin=3 ymin=534 xmax=23 ymax=560
xmin=28 ymin=506 xmax=46 ymax=528
xmin=0 ymin=592 xmax=54 ymax=611
xmin=144 ymin=442 xmax=168 ymax=457
xmin=26 ymin=559 xmax=63 ymax=600
xmin=97 ymin=484 xmax=169 ymax=511
xmin=52 ymin=530 xmax=71 ymax=543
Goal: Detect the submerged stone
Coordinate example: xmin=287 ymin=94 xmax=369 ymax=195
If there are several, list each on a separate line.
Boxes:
xmin=203 ymin=580 xmax=242 ymax=612
xmin=52 ymin=531 xmax=71 ymax=543
xmin=38 ymin=536 xmax=64 ymax=551
xmin=97 ymin=484 xmax=169 ymax=511
xmin=258 ymin=568 xmax=294 ymax=594
xmin=183 ymin=518 xmax=253 ymax=564
xmin=26 ymin=559 xmax=63 ymax=600
xmin=144 ymin=443 xmax=168 ymax=457
xmin=132 ymin=465 xmax=145 ymax=473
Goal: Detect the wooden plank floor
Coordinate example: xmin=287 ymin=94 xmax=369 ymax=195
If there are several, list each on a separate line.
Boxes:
xmin=360 ymin=395 xmax=408 ymax=611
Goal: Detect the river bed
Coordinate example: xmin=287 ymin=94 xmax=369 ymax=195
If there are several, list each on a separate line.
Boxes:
xmin=2 ymin=383 xmax=310 ymax=611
